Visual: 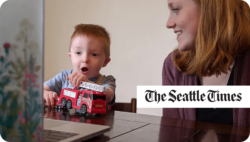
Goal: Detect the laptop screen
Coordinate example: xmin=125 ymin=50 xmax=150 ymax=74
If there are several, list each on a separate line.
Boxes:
xmin=0 ymin=0 xmax=44 ymax=141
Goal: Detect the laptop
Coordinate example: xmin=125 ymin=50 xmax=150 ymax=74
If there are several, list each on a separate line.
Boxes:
xmin=0 ymin=0 xmax=109 ymax=141
xmin=44 ymin=118 xmax=110 ymax=142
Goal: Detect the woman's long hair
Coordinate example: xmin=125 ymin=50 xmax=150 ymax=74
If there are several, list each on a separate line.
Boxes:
xmin=173 ymin=0 xmax=250 ymax=76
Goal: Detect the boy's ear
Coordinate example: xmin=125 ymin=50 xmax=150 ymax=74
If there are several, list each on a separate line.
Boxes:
xmin=103 ymin=58 xmax=111 ymax=67
xmin=68 ymin=53 xmax=71 ymax=58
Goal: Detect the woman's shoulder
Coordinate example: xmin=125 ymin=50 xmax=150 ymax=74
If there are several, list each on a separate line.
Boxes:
xmin=163 ymin=52 xmax=184 ymax=77
xmin=234 ymin=48 xmax=250 ymax=85
xmin=162 ymin=51 xmax=197 ymax=85
xmin=162 ymin=52 xmax=182 ymax=85
xmin=235 ymin=48 xmax=250 ymax=67
xmin=163 ymin=52 xmax=174 ymax=66
xmin=163 ymin=50 xmax=180 ymax=69
xmin=243 ymin=47 xmax=250 ymax=59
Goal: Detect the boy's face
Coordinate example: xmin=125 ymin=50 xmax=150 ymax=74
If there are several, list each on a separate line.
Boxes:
xmin=69 ymin=35 xmax=110 ymax=79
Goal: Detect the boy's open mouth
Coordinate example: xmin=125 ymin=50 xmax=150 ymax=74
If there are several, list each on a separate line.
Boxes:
xmin=81 ymin=67 xmax=89 ymax=73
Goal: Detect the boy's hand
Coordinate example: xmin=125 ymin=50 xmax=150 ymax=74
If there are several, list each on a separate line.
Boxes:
xmin=67 ymin=71 xmax=88 ymax=88
xmin=44 ymin=90 xmax=58 ymax=108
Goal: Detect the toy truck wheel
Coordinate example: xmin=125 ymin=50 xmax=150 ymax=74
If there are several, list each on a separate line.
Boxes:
xmin=61 ymin=98 xmax=67 ymax=109
xmin=67 ymin=100 xmax=72 ymax=109
xmin=80 ymin=104 xmax=87 ymax=115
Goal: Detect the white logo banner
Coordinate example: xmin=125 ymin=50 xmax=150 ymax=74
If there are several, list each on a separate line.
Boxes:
xmin=137 ymin=86 xmax=250 ymax=108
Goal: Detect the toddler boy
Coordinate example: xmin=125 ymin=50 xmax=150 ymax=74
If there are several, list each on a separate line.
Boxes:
xmin=44 ymin=24 xmax=115 ymax=108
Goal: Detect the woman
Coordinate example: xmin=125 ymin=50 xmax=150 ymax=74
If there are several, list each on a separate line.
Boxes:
xmin=163 ymin=0 xmax=250 ymax=127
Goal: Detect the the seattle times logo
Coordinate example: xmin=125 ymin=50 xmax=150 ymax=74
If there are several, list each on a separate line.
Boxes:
xmin=145 ymin=89 xmax=242 ymax=103
xmin=137 ymin=86 xmax=249 ymax=108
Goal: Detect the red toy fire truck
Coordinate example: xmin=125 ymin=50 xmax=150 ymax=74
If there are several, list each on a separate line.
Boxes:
xmin=56 ymin=82 xmax=107 ymax=115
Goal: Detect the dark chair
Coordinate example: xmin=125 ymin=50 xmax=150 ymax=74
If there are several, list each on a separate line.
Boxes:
xmin=110 ymin=98 xmax=137 ymax=113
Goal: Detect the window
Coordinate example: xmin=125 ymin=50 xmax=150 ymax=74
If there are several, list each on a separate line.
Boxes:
xmin=84 ymin=93 xmax=88 ymax=98
xmin=64 ymin=90 xmax=69 ymax=96
xmin=70 ymin=92 xmax=76 ymax=98
xmin=63 ymin=90 xmax=76 ymax=98
xmin=89 ymin=94 xmax=93 ymax=100
xmin=89 ymin=94 xmax=106 ymax=100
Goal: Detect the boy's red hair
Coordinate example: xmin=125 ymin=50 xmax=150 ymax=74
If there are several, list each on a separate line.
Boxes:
xmin=70 ymin=24 xmax=111 ymax=59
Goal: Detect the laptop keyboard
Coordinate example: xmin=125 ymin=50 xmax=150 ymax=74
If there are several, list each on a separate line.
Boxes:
xmin=43 ymin=129 xmax=78 ymax=142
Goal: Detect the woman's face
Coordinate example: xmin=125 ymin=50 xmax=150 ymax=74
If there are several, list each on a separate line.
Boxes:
xmin=167 ymin=0 xmax=200 ymax=51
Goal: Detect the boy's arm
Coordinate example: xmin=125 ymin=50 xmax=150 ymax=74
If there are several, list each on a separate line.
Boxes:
xmin=44 ymin=83 xmax=58 ymax=107
xmin=103 ymin=87 xmax=114 ymax=104
xmin=88 ymin=77 xmax=115 ymax=104
xmin=101 ymin=75 xmax=116 ymax=105
xmin=86 ymin=80 xmax=114 ymax=103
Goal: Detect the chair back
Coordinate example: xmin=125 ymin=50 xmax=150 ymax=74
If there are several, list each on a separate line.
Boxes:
xmin=111 ymin=98 xmax=136 ymax=113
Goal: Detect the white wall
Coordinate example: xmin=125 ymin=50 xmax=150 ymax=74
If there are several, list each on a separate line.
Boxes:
xmin=45 ymin=0 xmax=178 ymax=116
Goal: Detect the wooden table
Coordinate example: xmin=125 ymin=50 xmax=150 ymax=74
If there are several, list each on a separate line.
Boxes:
xmin=43 ymin=108 xmax=250 ymax=142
